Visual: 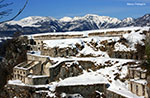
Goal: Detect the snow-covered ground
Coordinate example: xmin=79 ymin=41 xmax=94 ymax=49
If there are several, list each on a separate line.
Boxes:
xmin=9 ymin=56 xmax=141 ymax=97
xmin=33 ymin=26 xmax=149 ymax=53
xmin=8 ymin=57 xmax=143 ymax=98
xmin=0 ymin=37 xmax=12 ymax=43
xmin=9 ymin=27 xmax=150 ymax=98
xmin=29 ymin=26 xmax=149 ymax=37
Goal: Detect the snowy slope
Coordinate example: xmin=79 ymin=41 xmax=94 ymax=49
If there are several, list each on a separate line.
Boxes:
xmin=7 ymin=16 xmax=56 ymax=27
xmin=9 ymin=27 xmax=150 ymax=98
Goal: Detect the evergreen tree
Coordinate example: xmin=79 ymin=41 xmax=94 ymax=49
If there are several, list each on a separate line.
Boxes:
xmin=0 ymin=33 xmax=28 ymax=90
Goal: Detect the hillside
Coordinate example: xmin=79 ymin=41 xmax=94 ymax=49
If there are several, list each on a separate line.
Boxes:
xmin=4 ymin=27 xmax=150 ymax=98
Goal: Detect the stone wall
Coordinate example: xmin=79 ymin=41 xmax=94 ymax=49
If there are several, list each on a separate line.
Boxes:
xmin=42 ymin=61 xmax=52 ymax=76
xmin=25 ymin=75 xmax=50 ymax=85
xmin=29 ymin=45 xmax=42 ymax=51
xmin=147 ymin=76 xmax=150 ymax=97
xmin=55 ymin=84 xmax=106 ymax=98
xmin=27 ymin=54 xmax=48 ymax=62
xmin=33 ymin=34 xmax=84 ymax=40
xmin=106 ymin=90 xmax=126 ymax=98
xmin=0 ymin=84 xmax=49 ymax=98
xmin=49 ymin=60 xmax=96 ymax=81
xmin=41 ymin=46 xmax=78 ymax=57
xmin=110 ymin=51 xmax=138 ymax=59
xmin=49 ymin=61 xmax=66 ymax=81
xmin=30 ymin=61 xmax=42 ymax=75
xmin=13 ymin=68 xmax=29 ymax=83
xmin=88 ymin=31 xmax=130 ymax=37
xmin=128 ymin=68 xmax=147 ymax=79
xmin=128 ymin=81 xmax=148 ymax=98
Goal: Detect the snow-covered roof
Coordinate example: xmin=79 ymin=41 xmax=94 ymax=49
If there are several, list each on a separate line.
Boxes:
xmin=107 ymin=88 xmax=144 ymax=98
xmin=58 ymin=71 xmax=108 ymax=86
xmin=14 ymin=61 xmax=40 ymax=70
xmin=49 ymin=56 xmax=136 ymax=68
xmin=43 ymin=36 xmax=119 ymax=49
xmin=129 ymin=67 xmax=147 ymax=72
xmin=28 ymin=75 xmax=49 ymax=79
xmin=114 ymin=42 xmax=136 ymax=52
xmin=130 ymin=79 xmax=147 ymax=85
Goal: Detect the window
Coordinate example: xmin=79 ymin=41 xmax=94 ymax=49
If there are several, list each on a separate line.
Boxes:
xmin=142 ymin=85 xmax=145 ymax=96
xmin=55 ymin=48 xmax=57 ymax=55
xmin=130 ymin=83 xmax=132 ymax=92
xmin=46 ymin=80 xmax=49 ymax=84
xmin=66 ymin=50 xmax=69 ymax=56
xmin=136 ymin=85 xmax=138 ymax=95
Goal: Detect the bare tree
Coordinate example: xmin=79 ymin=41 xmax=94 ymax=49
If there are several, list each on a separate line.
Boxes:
xmin=0 ymin=0 xmax=28 ymax=24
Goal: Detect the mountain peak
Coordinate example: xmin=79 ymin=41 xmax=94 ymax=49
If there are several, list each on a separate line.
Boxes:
xmin=60 ymin=17 xmax=72 ymax=22
xmin=122 ymin=17 xmax=134 ymax=23
xmin=143 ymin=13 xmax=150 ymax=17
xmin=20 ymin=16 xmax=54 ymax=22
xmin=84 ymin=14 xmax=100 ymax=17
xmin=142 ymin=14 xmax=150 ymax=19
xmin=7 ymin=16 xmax=50 ymax=27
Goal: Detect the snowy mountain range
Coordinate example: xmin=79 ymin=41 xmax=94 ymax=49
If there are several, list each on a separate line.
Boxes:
xmin=0 ymin=14 xmax=150 ymax=36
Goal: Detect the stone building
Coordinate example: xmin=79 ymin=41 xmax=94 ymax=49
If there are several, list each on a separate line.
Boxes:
xmin=41 ymin=46 xmax=78 ymax=57
xmin=11 ymin=27 xmax=150 ymax=97
xmin=110 ymin=51 xmax=138 ymax=59
xmin=13 ymin=55 xmax=53 ymax=85
xmin=56 ymin=83 xmax=106 ymax=98
xmin=13 ymin=61 xmax=42 ymax=83
xmin=33 ymin=33 xmax=84 ymax=40
xmin=28 ymin=39 xmax=43 ymax=51
xmin=128 ymin=66 xmax=149 ymax=98
xmin=25 ymin=75 xmax=50 ymax=85
xmin=106 ymin=90 xmax=126 ymax=98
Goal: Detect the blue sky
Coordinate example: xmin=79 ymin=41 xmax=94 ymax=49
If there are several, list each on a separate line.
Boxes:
xmin=1 ymin=0 xmax=150 ymax=21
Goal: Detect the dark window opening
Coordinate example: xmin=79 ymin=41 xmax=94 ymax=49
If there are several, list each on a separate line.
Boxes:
xmin=142 ymin=85 xmax=145 ymax=96
xmin=55 ymin=48 xmax=57 ymax=56
xmin=136 ymin=85 xmax=138 ymax=95
xmin=66 ymin=50 xmax=69 ymax=56
xmin=46 ymin=80 xmax=49 ymax=84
